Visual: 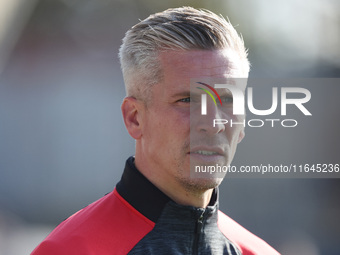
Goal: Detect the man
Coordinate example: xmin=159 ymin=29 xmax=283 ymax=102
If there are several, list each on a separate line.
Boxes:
xmin=32 ymin=7 xmax=280 ymax=255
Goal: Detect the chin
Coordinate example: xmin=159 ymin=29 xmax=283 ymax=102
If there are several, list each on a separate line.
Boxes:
xmin=181 ymin=176 xmax=224 ymax=192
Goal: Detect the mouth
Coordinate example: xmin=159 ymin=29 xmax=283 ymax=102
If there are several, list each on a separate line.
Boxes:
xmin=189 ymin=146 xmax=224 ymax=156
xmin=190 ymin=150 xmax=221 ymax=156
xmin=188 ymin=146 xmax=226 ymax=164
xmin=189 ymin=150 xmax=225 ymax=165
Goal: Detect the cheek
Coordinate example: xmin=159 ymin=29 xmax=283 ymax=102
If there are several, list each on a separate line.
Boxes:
xmin=143 ymin=115 xmax=164 ymax=144
xmin=145 ymin=109 xmax=190 ymax=143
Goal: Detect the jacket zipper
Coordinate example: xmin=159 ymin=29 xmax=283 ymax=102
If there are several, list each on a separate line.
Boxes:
xmin=192 ymin=212 xmax=204 ymax=255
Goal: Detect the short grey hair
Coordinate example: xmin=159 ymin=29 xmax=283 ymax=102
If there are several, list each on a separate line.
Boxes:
xmin=119 ymin=6 xmax=249 ymax=101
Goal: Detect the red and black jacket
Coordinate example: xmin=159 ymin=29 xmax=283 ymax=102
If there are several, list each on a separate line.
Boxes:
xmin=32 ymin=157 xmax=280 ymax=254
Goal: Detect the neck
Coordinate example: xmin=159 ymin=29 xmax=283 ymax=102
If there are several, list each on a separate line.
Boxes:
xmin=166 ymin=186 xmax=214 ymax=208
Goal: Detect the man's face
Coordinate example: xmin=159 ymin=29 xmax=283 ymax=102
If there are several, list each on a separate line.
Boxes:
xmin=138 ymin=49 xmax=246 ymax=191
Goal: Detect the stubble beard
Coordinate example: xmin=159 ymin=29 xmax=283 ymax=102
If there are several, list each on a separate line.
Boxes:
xmin=175 ymin=140 xmax=225 ymax=194
xmin=177 ymin=173 xmax=224 ymax=194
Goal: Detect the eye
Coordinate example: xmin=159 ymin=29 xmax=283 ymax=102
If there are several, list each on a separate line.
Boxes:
xmin=221 ymin=96 xmax=233 ymax=104
xmin=178 ymin=97 xmax=191 ymax=103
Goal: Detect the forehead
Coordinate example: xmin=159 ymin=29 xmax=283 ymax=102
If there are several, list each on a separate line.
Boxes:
xmin=158 ymin=49 xmax=244 ymax=79
xmin=155 ymin=50 xmax=247 ymax=96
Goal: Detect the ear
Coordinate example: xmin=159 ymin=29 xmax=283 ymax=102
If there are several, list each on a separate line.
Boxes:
xmin=121 ymin=97 xmax=143 ymax=139
xmin=237 ymin=129 xmax=245 ymax=143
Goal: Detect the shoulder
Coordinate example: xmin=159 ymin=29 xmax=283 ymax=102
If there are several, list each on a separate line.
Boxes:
xmin=217 ymin=210 xmax=281 ymax=255
xmin=31 ymin=189 xmax=155 ymax=255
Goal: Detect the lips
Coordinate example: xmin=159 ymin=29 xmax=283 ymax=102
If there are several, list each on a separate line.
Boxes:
xmin=189 ymin=146 xmax=227 ymax=165
xmin=192 ymin=150 xmax=219 ymax=156
xmin=189 ymin=146 xmax=224 ymax=156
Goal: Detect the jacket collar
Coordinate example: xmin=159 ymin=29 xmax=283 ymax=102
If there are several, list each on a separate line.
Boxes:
xmin=116 ymin=156 xmax=219 ymax=222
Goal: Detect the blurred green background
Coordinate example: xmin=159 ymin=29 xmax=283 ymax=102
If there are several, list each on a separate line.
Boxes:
xmin=0 ymin=0 xmax=339 ymax=254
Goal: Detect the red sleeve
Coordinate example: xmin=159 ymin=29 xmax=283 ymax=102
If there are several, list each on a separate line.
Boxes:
xmin=31 ymin=189 xmax=155 ymax=255
xmin=217 ymin=211 xmax=281 ymax=255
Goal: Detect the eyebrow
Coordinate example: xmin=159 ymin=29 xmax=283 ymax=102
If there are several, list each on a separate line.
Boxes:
xmin=169 ymin=81 xmax=237 ymax=99
xmin=214 ymin=80 xmax=237 ymax=86
xmin=170 ymin=91 xmax=191 ymax=98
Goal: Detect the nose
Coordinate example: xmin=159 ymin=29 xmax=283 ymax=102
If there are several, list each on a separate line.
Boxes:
xmin=194 ymin=100 xmax=226 ymax=135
